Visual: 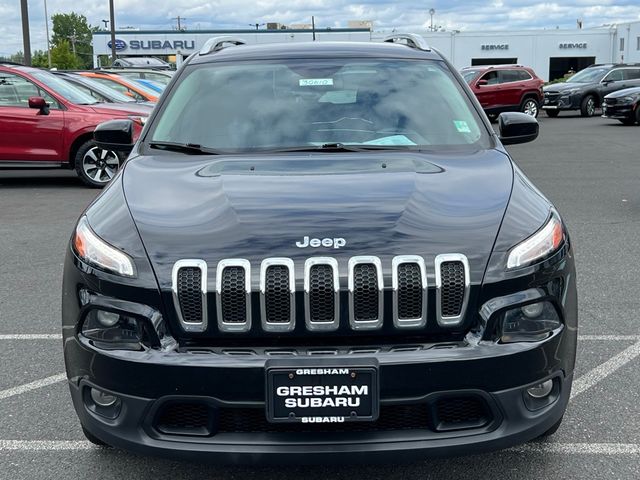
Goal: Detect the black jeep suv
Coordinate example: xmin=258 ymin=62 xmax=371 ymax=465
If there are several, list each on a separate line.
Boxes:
xmin=63 ymin=35 xmax=577 ymax=464
xmin=543 ymin=63 xmax=640 ymax=117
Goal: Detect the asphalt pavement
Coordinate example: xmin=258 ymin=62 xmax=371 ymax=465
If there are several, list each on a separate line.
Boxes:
xmin=0 ymin=114 xmax=639 ymax=479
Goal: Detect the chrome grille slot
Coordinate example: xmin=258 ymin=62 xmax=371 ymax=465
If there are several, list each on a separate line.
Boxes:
xmin=348 ymin=256 xmax=383 ymax=330
xmin=392 ymin=256 xmax=427 ymax=328
xmin=435 ymin=254 xmax=470 ymax=327
xmin=260 ymin=258 xmax=295 ymax=332
xmin=172 ymin=260 xmax=208 ymax=333
xmin=304 ymin=258 xmax=339 ymax=331
xmin=216 ymin=259 xmax=251 ymax=332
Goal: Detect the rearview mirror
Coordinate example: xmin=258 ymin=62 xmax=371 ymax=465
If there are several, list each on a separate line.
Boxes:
xmin=498 ymin=112 xmax=539 ymax=145
xmin=476 ymin=79 xmax=488 ymax=87
xmin=28 ymin=96 xmax=49 ymax=115
xmin=94 ymin=119 xmax=134 ymax=153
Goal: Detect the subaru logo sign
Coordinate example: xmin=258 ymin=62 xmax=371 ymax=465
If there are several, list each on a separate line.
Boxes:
xmin=107 ymin=39 xmax=127 ymax=51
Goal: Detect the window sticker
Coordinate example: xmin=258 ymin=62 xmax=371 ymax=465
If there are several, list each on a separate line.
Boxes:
xmin=453 ymin=120 xmax=472 ymax=133
xmin=299 ymin=78 xmax=334 ymax=87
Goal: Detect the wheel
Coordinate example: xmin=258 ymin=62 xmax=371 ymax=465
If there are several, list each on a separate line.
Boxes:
xmin=520 ymin=98 xmax=539 ymax=118
xmin=538 ymin=415 xmax=563 ymax=438
xmin=636 ymin=107 xmax=640 ymax=126
xmin=580 ymin=95 xmax=597 ymax=117
xmin=74 ymin=140 xmax=123 ymax=188
xmin=546 ymin=110 xmax=559 ymax=118
xmin=81 ymin=426 xmax=108 ymax=446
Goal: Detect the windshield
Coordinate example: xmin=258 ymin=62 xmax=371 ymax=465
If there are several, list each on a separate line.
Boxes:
xmin=567 ymin=67 xmax=609 ymax=84
xmin=461 ymin=69 xmax=481 ymax=83
xmin=30 ymin=71 xmax=98 ymax=105
xmin=150 ymin=59 xmax=489 ymax=152
xmin=68 ymin=75 xmax=136 ymax=103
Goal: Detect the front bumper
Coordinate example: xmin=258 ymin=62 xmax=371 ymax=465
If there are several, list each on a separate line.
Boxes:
xmin=66 ymin=327 xmax=574 ymax=464
xmin=602 ymin=104 xmax=635 ymax=120
xmin=542 ymin=92 xmax=580 ymax=111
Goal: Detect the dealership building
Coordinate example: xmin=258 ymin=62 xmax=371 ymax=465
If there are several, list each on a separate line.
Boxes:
xmin=92 ymin=20 xmax=640 ymax=81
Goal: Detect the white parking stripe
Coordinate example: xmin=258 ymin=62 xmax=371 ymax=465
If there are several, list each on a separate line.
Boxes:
xmin=578 ymin=335 xmax=640 ymax=341
xmin=0 ymin=334 xmax=62 ymax=340
xmin=0 ymin=440 xmax=637 ymax=454
xmin=513 ymin=443 xmax=640 ymax=455
xmin=0 ymin=440 xmax=94 ymax=451
xmin=0 ymin=374 xmax=66 ymax=401
xmin=570 ymin=341 xmax=640 ymax=400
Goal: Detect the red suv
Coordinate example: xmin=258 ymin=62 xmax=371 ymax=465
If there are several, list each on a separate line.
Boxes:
xmin=0 ymin=64 xmax=151 ymax=187
xmin=461 ymin=65 xmax=544 ymax=118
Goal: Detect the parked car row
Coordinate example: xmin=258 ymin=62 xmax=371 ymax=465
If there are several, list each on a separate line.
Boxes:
xmin=0 ymin=63 xmax=174 ymax=186
xmin=461 ymin=62 xmax=640 ymax=126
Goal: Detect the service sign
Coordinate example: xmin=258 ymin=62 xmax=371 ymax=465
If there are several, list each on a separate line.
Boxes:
xmin=266 ymin=364 xmax=379 ymax=423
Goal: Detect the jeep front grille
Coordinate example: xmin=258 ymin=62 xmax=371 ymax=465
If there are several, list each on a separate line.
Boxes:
xmin=172 ymin=254 xmax=470 ymax=333
xmin=171 ymin=260 xmax=208 ymax=333
xmin=435 ymin=254 xmax=470 ymax=327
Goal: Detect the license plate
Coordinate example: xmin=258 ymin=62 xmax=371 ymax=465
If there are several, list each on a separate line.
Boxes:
xmin=266 ymin=363 xmax=379 ymax=423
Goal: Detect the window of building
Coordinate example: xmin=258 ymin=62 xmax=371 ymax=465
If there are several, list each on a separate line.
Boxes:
xmin=620 ymin=38 xmax=625 ymax=51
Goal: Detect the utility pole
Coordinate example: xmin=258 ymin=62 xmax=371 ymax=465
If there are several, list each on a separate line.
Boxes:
xmin=249 ymin=23 xmax=265 ymax=30
xmin=68 ymin=33 xmax=78 ymax=56
xmin=20 ymin=0 xmax=31 ymax=65
xmin=44 ymin=0 xmax=52 ymax=68
xmin=172 ymin=16 xmax=186 ymax=31
xmin=109 ymin=0 xmax=117 ymax=63
xmin=102 ymin=19 xmax=109 ymax=30
xmin=312 ymin=16 xmax=316 ymax=41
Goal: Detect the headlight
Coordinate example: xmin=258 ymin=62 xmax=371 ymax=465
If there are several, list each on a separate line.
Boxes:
xmin=507 ymin=214 xmax=564 ymax=269
xmin=73 ymin=216 xmax=136 ymax=277
xmin=500 ymin=301 xmax=561 ymax=343
xmin=563 ymin=88 xmax=581 ymax=96
xmin=620 ymin=95 xmax=639 ymax=104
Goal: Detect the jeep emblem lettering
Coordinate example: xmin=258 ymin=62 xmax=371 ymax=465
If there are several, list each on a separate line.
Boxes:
xmin=296 ymin=236 xmax=346 ymax=249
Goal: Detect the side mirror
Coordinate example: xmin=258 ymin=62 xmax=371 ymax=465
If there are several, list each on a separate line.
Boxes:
xmin=498 ymin=112 xmax=539 ymax=145
xmin=28 ymin=96 xmax=49 ymax=115
xmin=94 ymin=119 xmax=134 ymax=153
xmin=476 ymin=79 xmax=488 ymax=87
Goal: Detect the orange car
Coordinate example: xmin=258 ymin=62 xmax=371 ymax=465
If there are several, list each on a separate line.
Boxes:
xmin=77 ymin=71 xmax=159 ymax=102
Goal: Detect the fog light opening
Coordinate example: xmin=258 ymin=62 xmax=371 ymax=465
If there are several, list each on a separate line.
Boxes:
xmin=96 ymin=310 xmax=120 ymax=327
xmin=527 ymin=379 xmax=554 ymax=399
xmin=90 ymin=387 xmax=118 ymax=408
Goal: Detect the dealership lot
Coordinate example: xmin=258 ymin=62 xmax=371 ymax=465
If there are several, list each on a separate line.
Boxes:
xmin=0 ymin=115 xmax=639 ymax=479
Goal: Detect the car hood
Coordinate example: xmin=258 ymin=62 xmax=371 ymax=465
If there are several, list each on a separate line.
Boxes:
xmin=90 ymin=102 xmax=153 ymax=116
xmin=544 ymin=82 xmax=587 ymax=93
xmin=605 ymin=86 xmax=640 ymax=98
xmin=122 ymin=150 xmax=514 ymax=289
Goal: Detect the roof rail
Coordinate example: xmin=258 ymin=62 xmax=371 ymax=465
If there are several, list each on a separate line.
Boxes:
xmin=0 ymin=61 xmax=25 ymax=67
xmin=383 ymin=33 xmax=431 ymax=51
xmin=199 ymin=36 xmax=247 ymax=56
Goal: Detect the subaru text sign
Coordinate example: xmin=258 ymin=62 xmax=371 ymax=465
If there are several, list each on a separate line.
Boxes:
xmin=107 ymin=39 xmax=127 ymax=51
xmin=128 ymin=40 xmax=196 ymax=50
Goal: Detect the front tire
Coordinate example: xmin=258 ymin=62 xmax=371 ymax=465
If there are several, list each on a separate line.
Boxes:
xmin=520 ymin=98 xmax=539 ymax=118
xmin=74 ymin=140 xmax=122 ymax=188
xmin=546 ymin=110 xmax=560 ymax=118
xmin=580 ymin=95 xmax=597 ymax=117
xmin=81 ymin=426 xmax=108 ymax=446
xmin=537 ymin=415 xmax=563 ymax=438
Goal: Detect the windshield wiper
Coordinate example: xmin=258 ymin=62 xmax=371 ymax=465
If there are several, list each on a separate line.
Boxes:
xmin=261 ymin=143 xmax=414 ymax=153
xmin=148 ymin=141 xmax=220 ymax=155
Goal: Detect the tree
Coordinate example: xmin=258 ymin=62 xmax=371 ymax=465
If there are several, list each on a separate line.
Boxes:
xmin=31 ymin=50 xmax=49 ymax=68
xmin=51 ymin=12 xmax=94 ymax=69
xmin=51 ymin=40 xmax=80 ymax=69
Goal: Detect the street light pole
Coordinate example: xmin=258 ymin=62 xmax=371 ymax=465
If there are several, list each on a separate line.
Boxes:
xmin=20 ymin=0 xmax=32 ymax=65
xmin=109 ymin=0 xmax=117 ymax=63
xmin=44 ymin=0 xmax=51 ymax=67
xmin=429 ymin=8 xmax=435 ymax=32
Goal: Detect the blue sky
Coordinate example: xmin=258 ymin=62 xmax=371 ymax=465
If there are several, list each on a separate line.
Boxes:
xmin=2 ymin=0 xmax=639 ymax=56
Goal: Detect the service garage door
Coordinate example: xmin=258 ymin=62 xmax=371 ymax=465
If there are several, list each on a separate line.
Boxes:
xmin=549 ymin=57 xmax=596 ymax=81
xmin=471 ymin=58 xmax=518 ymax=66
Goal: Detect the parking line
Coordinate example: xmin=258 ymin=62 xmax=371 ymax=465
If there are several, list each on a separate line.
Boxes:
xmin=0 ymin=440 xmax=93 ymax=451
xmin=570 ymin=341 xmax=640 ymax=400
xmin=578 ymin=335 xmax=640 ymax=341
xmin=0 ymin=334 xmax=62 ymax=340
xmin=0 ymin=374 xmax=66 ymax=401
xmin=512 ymin=442 xmax=640 ymax=455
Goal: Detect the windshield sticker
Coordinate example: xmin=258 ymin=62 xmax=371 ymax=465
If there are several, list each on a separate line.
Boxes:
xmin=453 ymin=120 xmax=471 ymax=133
xmin=299 ymin=78 xmax=334 ymax=87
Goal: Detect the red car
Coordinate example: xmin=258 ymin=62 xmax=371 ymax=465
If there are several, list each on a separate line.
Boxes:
xmin=0 ymin=64 xmax=150 ymax=187
xmin=461 ymin=65 xmax=544 ymax=118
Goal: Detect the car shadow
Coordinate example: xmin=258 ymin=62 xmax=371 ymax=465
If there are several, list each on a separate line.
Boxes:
xmin=0 ymin=171 xmax=88 ymax=189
